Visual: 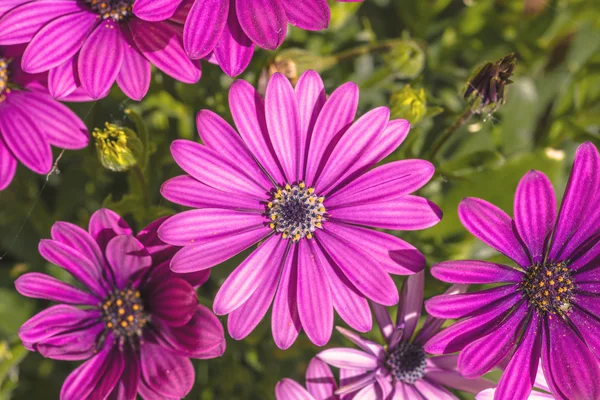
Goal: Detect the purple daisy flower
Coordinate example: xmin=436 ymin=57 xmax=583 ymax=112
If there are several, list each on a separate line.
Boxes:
xmin=425 ymin=142 xmax=600 ymax=400
xmin=158 ymin=70 xmax=441 ymax=349
xmin=275 ymin=357 xmax=342 ymax=400
xmin=17 ymin=209 xmax=226 ymax=400
xmin=477 ymin=362 xmax=553 ymax=400
xmin=0 ymin=45 xmax=88 ymax=191
xmin=132 ymin=0 xmax=363 ymax=77
xmin=0 ymin=0 xmax=201 ymax=101
xmin=316 ymin=271 xmax=494 ymax=399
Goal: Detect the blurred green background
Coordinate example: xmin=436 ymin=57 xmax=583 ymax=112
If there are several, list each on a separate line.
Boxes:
xmin=1 ymin=0 xmax=599 ymax=398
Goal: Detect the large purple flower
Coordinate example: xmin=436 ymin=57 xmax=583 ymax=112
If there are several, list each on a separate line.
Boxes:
xmin=275 ymin=357 xmax=342 ymax=400
xmin=158 ymin=70 xmax=441 ymax=349
xmin=317 ymin=271 xmax=493 ymax=399
xmin=17 ymin=209 xmax=226 ymax=400
xmin=425 ymin=142 xmax=600 ymax=400
xmin=0 ymin=45 xmax=88 ymax=191
xmin=0 ymin=1 xmax=201 ymax=101
xmin=133 ymin=0 xmax=363 ymax=77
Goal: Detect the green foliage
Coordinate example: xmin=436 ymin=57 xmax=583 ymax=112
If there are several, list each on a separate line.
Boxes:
xmin=1 ymin=0 xmax=599 ymax=398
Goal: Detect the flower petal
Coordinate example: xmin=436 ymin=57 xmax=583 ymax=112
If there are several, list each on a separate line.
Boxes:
xmin=107 ymin=347 xmax=139 ymax=400
xmin=0 ymin=135 xmax=16 ymax=190
xmin=397 ymin=270 xmax=425 ymax=340
xmin=236 ymin=0 xmax=286 ymax=50
xmin=459 ymin=197 xmax=530 ymax=267
xmin=147 ymin=277 xmax=198 ymax=327
xmin=213 ymin=3 xmax=255 ymax=77
xmin=425 ymin=285 xmax=518 ymax=319
xmin=318 ymin=348 xmax=379 ymax=370
xmin=140 ymin=343 xmax=195 ymax=399
xmin=272 ymin=244 xmax=302 ymax=349
xmin=306 ymin=357 xmax=337 ymax=399
xmin=37 ymin=323 xmax=104 ymax=361
xmin=88 ymin=208 xmax=133 ymax=252
xmin=105 ymin=235 xmax=151 ymax=289
xmin=50 ymin=221 xmax=105 ymax=274
xmin=282 ymin=0 xmax=329 ymax=30
xmin=275 ymin=379 xmax=313 ymax=400
xmin=48 ymin=57 xmax=78 ymax=99
xmin=133 ymin=0 xmax=182 ymax=21
xmin=15 ymin=272 xmax=98 ymax=305
xmin=183 ymin=0 xmax=228 ymax=59
xmin=116 ymin=28 xmax=151 ymax=101
xmin=514 ymin=170 xmax=556 ymax=265
xmin=430 ymin=260 xmax=522 ymax=284
xmin=335 ymin=326 xmax=385 ymax=359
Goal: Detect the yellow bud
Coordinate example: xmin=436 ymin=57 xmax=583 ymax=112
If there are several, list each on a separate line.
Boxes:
xmin=93 ymin=123 xmax=142 ymax=172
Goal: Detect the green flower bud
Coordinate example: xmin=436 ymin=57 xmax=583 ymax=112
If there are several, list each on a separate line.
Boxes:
xmin=93 ymin=123 xmax=143 ymax=172
xmin=390 ymin=85 xmax=427 ymax=123
xmin=383 ymin=40 xmax=425 ymax=80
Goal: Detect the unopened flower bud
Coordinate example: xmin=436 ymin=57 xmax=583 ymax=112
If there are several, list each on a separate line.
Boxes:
xmin=390 ymin=85 xmax=427 ymax=123
xmin=464 ymin=53 xmax=517 ymax=114
xmin=93 ymin=123 xmax=142 ymax=172
xmin=383 ymin=40 xmax=425 ymax=80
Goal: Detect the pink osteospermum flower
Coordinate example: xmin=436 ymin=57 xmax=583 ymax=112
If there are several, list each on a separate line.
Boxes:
xmin=425 ymin=142 xmax=600 ymax=400
xmin=0 ymin=1 xmax=201 ymax=101
xmin=317 ymin=271 xmax=494 ymax=399
xmin=158 ymin=70 xmax=441 ymax=349
xmin=477 ymin=362 xmax=553 ymax=400
xmin=275 ymin=357 xmax=342 ymax=400
xmin=132 ymin=0 xmax=363 ymax=77
xmin=16 ymin=209 xmax=226 ymax=400
xmin=0 ymin=45 xmax=88 ymax=191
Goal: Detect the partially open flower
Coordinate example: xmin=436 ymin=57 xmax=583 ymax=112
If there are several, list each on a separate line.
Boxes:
xmin=464 ymin=53 xmax=517 ymax=114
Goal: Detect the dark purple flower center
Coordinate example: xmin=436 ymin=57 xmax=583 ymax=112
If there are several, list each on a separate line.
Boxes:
xmin=385 ymin=343 xmax=427 ymax=384
xmin=520 ymin=262 xmax=575 ymax=315
xmin=267 ymin=182 xmax=326 ymax=241
xmin=0 ymin=58 xmax=10 ymax=102
xmin=84 ymin=0 xmax=134 ymax=22
xmin=101 ymin=287 xmax=150 ymax=345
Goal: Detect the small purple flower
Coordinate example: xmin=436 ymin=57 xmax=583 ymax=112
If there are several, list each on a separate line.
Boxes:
xmin=133 ymin=0 xmax=363 ymax=77
xmin=477 ymin=362 xmax=553 ymax=400
xmin=275 ymin=357 xmax=341 ymax=400
xmin=0 ymin=1 xmax=201 ymax=101
xmin=158 ymin=70 xmax=441 ymax=349
xmin=17 ymin=209 xmax=226 ymax=400
xmin=425 ymin=142 xmax=600 ymax=400
xmin=0 ymin=45 xmax=88 ymax=191
xmin=316 ymin=271 xmax=494 ymax=399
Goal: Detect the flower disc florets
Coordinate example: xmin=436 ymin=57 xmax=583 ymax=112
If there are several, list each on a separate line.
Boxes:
xmin=520 ymin=262 xmax=575 ymax=315
xmin=102 ymin=287 xmax=150 ymax=344
xmin=386 ymin=342 xmax=428 ymax=384
xmin=267 ymin=182 xmax=326 ymax=241
xmin=0 ymin=58 xmax=10 ymax=102
xmin=84 ymin=0 xmax=134 ymax=21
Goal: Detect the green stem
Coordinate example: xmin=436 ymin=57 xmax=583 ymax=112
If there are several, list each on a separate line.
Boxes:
xmin=333 ymin=39 xmax=399 ymax=62
xmin=132 ymin=166 xmax=150 ymax=208
xmin=428 ymin=106 xmax=474 ymax=161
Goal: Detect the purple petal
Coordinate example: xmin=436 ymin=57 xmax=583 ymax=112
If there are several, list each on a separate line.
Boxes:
xmin=327 ymin=159 xmax=435 ymax=208
xmin=330 ymin=195 xmax=442 ymax=231
xmin=424 ymin=294 xmax=522 ymax=355
xmin=21 ymin=11 xmax=98 ymax=73
xmin=567 ymin=308 xmax=600 ymax=359
xmin=136 ymin=217 xmax=176 ymax=265
xmin=457 ymin=303 xmax=528 ymax=378
xmin=282 ymin=0 xmax=329 ymax=30
xmin=0 ymin=94 xmax=52 ymax=174
xmin=371 ymin=302 xmax=393 ymax=341
xmin=459 ymin=197 xmax=531 ymax=267
xmin=0 ymin=135 xmax=16 ymax=190
xmin=316 ymin=107 xmax=389 ymax=194
xmin=213 ymin=2 xmax=255 ymax=76
xmin=170 ymin=139 xmax=268 ymax=198
xmin=15 ymin=272 xmax=98 ymax=305
xmin=88 ymin=208 xmax=133 ymax=252
xmin=105 ymin=235 xmax=151 ymax=290
xmin=38 ymin=239 xmax=110 ymax=297
xmin=50 ymin=220 xmax=105 ymax=274
xmin=272 ymin=244 xmax=302 ymax=349
xmin=107 ymin=347 xmax=139 ymax=400
xmin=275 ymin=379 xmax=313 ymax=400
xmin=305 ymin=82 xmax=358 ymax=187
xmin=133 ymin=0 xmax=182 ymax=21
xmin=335 ymin=326 xmax=385 ymax=359
xmin=338 ymin=369 xmax=372 ymax=395
xmin=494 ymin=312 xmax=542 ymax=400
xmin=397 ymin=270 xmax=424 ymax=340
xmin=229 ymin=79 xmax=286 ymax=183
xmin=541 ymin=315 xmax=600 ymax=400
xmin=129 ymin=18 xmax=201 ymax=84
xmin=426 ymin=356 xmax=495 ymax=394
xmin=430 ymin=260 xmax=522 ymax=284
xmin=0 ymin=1 xmax=85 ymax=45
xmin=48 ymin=57 xmax=78 ymax=99
xmin=147 ymin=277 xmax=198 ymax=327
xmin=425 ymin=285 xmax=518 ymax=319
xmin=214 ymin=235 xmax=285 ymax=314
xmin=318 ymin=348 xmax=379 ymax=370
xmin=413 ymin=380 xmax=455 ymax=400
xmin=140 ymin=343 xmax=195 ymax=399
xmin=60 ymin=345 xmax=124 ymax=400
xmin=79 ymin=20 xmax=123 ymax=99
xmin=169 ymin=225 xmax=270 ymax=272
xmin=183 ymin=0 xmax=228 ymax=59
xmin=37 ymin=323 xmax=104 ymax=361
xmin=0 ymin=0 xmax=30 ymax=15
xmin=116 ymin=28 xmax=151 ymax=101
xmin=318 ymin=228 xmax=398 ymax=306
xmin=514 ymin=171 xmax=556 ymax=265
xmin=297 ymin=240 xmax=334 ymax=346
xmin=265 ymin=73 xmax=301 ymax=182
xmin=196 ymin=109 xmax=272 ymax=190
xmin=236 ymin=0 xmax=287 ymax=50
xmin=157 ymin=208 xmax=267 ymax=247
xmin=306 ymin=357 xmax=337 ymax=399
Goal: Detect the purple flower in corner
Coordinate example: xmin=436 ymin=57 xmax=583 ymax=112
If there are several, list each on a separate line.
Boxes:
xmin=16 ymin=209 xmax=226 ymax=400
xmin=477 ymin=362 xmax=554 ymax=400
xmin=425 ymin=142 xmax=600 ymax=400
xmin=275 ymin=357 xmax=342 ymax=400
xmin=316 ymin=271 xmax=494 ymax=399
xmin=158 ymin=70 xmax=441 ymax=349
xmin=133 ymin=0 xmax=363 ymax=77
xmin=0 ymin=45 xmax=88 ymax=191
xmin=0 ymin=1 xmax=201 ymax=101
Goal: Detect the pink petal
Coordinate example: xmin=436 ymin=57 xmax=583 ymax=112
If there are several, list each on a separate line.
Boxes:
xmin=183 ymin=0 xmax=228 ymax=59
xmin=213 ymin=1 xmax=255 ymax=77
xmin=281 ymin=0 xmax=329 ymax=30
xmin=318 ymin=348 xmax=379 ymax=370
xmin=117 ymin=28 xmax=151 ymax=101
xmin=275 ymin=379 xmax=314 ymax=400
xmin=272 ymin=244 xmax=302 ymax=349
xmin=133 ymin=0 xmax=183 ymax=21
xmin=236 ymin=0 xmax=287 ymax=50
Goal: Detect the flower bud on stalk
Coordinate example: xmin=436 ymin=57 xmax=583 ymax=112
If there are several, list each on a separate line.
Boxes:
xmin=390 ymin=85 xmax=427 ymax=123
xmin=92 ymin=123 xmax=143 ymax=172
xmin=464 ymin=53 xmax=517 ymax=114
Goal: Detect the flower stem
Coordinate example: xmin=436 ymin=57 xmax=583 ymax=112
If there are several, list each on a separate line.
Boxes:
xmin=334 ymin=40 xmax=399 ymax=62
xmin=132 ymin=165 xmax=150 ymax=208
xmin=428 ymin=106 xmax=474 ymax=161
